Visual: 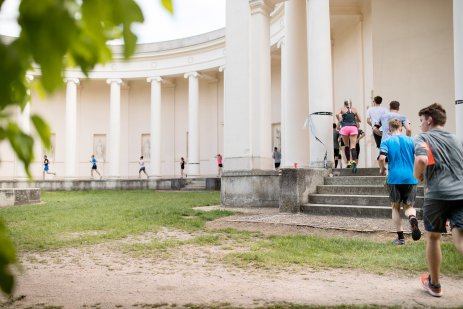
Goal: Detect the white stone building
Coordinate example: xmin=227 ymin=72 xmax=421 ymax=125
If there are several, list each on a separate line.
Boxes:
xmin=1 ymin=0 xmax=461 ymax=181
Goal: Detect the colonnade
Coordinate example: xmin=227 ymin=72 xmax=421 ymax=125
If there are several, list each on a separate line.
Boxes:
xmin=16 ymin=71 xmax=210 ymax=179
xmin=225 ymin=0 xmax=335 ymax=170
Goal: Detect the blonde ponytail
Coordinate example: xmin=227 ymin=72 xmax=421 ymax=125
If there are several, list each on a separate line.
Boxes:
xmin=344 ymin=99 xmax=352 ymax=109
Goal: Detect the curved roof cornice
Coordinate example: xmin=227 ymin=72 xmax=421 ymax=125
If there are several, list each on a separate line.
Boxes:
xmin=66 ymin=28 xmax=226 ymax=80
xmin=112 ymin=28 xmax=226 ymax=57
xmin=4 ymin=5 xmax=286 ymax=80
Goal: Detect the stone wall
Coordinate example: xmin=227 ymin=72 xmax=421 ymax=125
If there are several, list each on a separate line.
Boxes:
xmin=279 ymin=168 xmax=329 ymax=213
xmin=221 ymin=170 xmax=280 ymax=207
xmin=0 ymin=188 xmax=41 ymax=207
xmin=0 ymin=178 xmax=220 ymax=192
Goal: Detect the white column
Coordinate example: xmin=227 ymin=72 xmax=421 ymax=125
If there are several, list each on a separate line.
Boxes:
xmin=454 ymin=0 xmax=463 ymax=138
xmin=65 ymin=78 xmax=79 ymax=178
xmin=15 ymin=75 xmax=33 ymax=179
xmin=107 ymin=79 xmax=122 ymax=178
xmin=307 ymin=0 xmax=334 ymax=167
xmin=224 ymin=0 xmax=252 ymax=171
xmin=184 ymin=72 xmax=200 ymax=176
xmin=281 ymin=0 xmax=309 ymax=168
xmin=147 ymin=77 xmax=162 ymax=177
xmin=249 ymin=0 xmax=274 ymax=170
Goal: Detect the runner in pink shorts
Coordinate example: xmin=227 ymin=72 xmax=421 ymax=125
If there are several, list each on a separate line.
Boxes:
xmin=336 ymin=99 xmax=362 ymax=173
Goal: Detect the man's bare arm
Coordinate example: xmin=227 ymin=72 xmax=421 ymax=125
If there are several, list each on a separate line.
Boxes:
xmin=414 ymin=155 xmax=428 ymax=183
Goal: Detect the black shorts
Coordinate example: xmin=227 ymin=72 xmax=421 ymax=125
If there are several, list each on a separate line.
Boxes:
xmin=139 ymin=167 xmax=146 ymax=172
xmin=92 ymin=165 xmax=97 ymax=170
xmin=275 ymin=162 xmax=280 ymax=168
xmin=387 ymin=184 xmax=417 ymax=205
xmin=334 ymin=148 xmax=340 ymax=158
xmin=373 ymin=131 xmax=382 ymax=149
xmin=423 ymin=199 xmax=463 ymax=233
xmin=218 ymin=164 xmax=223 ymax=168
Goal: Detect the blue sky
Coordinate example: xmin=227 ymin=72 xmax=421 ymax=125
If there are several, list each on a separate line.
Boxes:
xmin=0 ymin=0 xmax=226 ymax=43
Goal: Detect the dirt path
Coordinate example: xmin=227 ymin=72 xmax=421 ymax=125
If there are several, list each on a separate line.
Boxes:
xmin=4 ymin=220 xmax=463 ymax=308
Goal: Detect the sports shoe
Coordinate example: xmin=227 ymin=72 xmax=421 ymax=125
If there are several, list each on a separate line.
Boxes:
xmin=421 ymin=274 xmax=442 ymax=297
xmin=392 ymin=238 xmax=405 ymax=245
xmin=351 ymin=161 xmax=357 ymax=173
xmin=409 ymin=217 xmax=421 ymax=241
xmin=346 ymin=161 xmax=352 ymax=168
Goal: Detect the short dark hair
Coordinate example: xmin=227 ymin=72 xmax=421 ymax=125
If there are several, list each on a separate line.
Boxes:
xmin=373 ymin=96 xmax=382 ymax=104
xmin=418 ymin=103 xmax=447 ymax=126
xmin=389 ymin=100 xmax=400 ymax=110
xmin=333 ymin=123 xmax=337 ymax=129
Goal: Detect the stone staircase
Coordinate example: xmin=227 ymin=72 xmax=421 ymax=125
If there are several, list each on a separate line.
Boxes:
xmin=301 ymin=168 xmax=424 ymax=218
xmin=180 ymin=178 xmax=221 ymax=191
xmin=182 ymin=178 xmax=207 ymax=191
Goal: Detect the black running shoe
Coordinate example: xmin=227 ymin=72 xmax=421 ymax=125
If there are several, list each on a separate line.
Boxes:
xmin=410 ymin=217 xmax=421 ymax=241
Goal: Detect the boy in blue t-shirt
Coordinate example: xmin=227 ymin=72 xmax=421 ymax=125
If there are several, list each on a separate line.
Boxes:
xmin=379 ymin=119 xmax=421 ymax=245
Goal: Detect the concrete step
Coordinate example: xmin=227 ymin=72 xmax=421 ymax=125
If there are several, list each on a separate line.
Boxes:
xmin=317 ymin=185 xmax=425 ymax=196
xmin=308 ymin=193 xmax=424 ymax=207
xmin=182 ymin=179 xmax=207 ymax=191
xmin=324 ymin=176 xmax=386 ymax=186
xmin=333 ymin=167 xmax=380 ymax=177
xmin=301 ymin=203 xmax=423 ymax=219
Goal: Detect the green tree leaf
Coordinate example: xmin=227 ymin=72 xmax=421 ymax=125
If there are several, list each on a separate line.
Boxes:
xmin=161 ymin=0 xmax=174 ymax=14
xmin=0 ymin=220 xmax=16 ymax=295
xmin=3 ymin=123 xmax=34 ymax=177
xmin=0 ymin=0 xmax=175 ymax=296
xmin=31 ymin=114 xmax=52 ymax=150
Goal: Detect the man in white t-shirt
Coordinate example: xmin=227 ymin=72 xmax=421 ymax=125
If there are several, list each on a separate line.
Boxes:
xmin=367 ymin=96 xmax=387 ymax=157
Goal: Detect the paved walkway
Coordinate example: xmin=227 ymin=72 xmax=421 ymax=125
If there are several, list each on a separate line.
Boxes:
xmin=196 ymin=206 xmax=433 ymax=236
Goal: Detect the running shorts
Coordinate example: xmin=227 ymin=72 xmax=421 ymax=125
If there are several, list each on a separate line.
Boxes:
xmin=339 ymin=126 xmax=358 ymax=136
xmin=423 ymin=199 xmax=463 ymax=233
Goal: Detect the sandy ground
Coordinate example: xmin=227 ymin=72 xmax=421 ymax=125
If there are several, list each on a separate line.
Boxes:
xmin=3 ymin=211 xmax=463 ymax=309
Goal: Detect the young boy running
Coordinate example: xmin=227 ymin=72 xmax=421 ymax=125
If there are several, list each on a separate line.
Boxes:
xmin=414 ymin=103 xmax=463 ymax=297
xmin=379 ymin=119 xmax=421 ymax=245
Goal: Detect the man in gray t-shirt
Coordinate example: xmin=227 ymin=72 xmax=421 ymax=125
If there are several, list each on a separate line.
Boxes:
xmin=378 ymin=101 xmax=412 ymax=142
xmin=414 ymin=103 xmax=463 ymax=298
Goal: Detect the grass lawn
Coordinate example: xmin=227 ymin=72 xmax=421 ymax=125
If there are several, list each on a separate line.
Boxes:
xmin=0 ymin=190 xmax=229 ymax=251
xmin=0 ymin=190 xmax=462 ymax=277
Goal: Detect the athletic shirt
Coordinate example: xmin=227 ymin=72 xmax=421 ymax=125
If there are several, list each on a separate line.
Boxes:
xmin=272 ymin=151 xmax=281 ymax=163
xmin=380 ymin=135 xmax=417 ymax=185
xmin=217 ymin=157 xmax=223 ymax=165
xmin=341 ymin=108 xmax=356 ymax=127
xmin=367 ymin=106 xmax=387 ymax=127
xmin=91 ymin=157 xmax=97 ymax=166
xmin=379 ymin=112 xmax=409 ymax=142
xmin=139 ymin=160 xmax=145 ymax=168
xmin=414 ymin=129 xmax=463 ymax=200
